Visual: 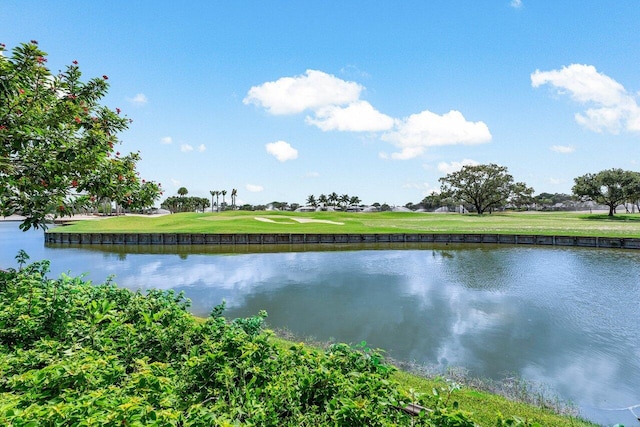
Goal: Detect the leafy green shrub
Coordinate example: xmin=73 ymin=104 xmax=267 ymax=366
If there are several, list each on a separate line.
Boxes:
xmin=0 ymin=255 xmax=531 ymax=425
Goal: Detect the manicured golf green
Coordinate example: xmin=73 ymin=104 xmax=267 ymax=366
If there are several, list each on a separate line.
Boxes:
xmin=54 ymin=210 xmax=640 ymax=238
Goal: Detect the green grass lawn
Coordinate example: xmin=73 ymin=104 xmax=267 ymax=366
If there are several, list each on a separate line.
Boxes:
xmin=54 ymin=210 xmax=640 ymax=238
xmin=392 ymin=371 xmax=597 ymax=426
xmin=269 ymin=336 xmax=597 ymax=426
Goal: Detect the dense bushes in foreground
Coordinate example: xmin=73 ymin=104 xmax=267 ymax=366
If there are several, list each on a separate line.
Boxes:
xmin=0 ymin=254 xmax=545 ymax=426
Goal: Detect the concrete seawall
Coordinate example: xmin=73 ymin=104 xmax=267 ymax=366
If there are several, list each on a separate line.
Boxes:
xmin=44 ymin=232 xmax=640 ymax=250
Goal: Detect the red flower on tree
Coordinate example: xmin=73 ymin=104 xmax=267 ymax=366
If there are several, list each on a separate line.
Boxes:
xmin=102 ymin=75 xmax=109 ymax=80
xmin=74 ymin=117 xmax=81 ymax=124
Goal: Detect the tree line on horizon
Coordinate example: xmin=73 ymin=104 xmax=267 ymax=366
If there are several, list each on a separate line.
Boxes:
xmin=415 ymin=164 xmax=640 ymax=216
xmin=158 ymin=164 xmax=640 ymax=217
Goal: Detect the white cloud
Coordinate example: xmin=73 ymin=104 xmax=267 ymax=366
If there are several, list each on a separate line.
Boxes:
xmin=437 ymin=159 xmax=480 ymax=174
xmin=246 ymin=70 xmax=493 ymax=160
xmin=548 ymin=177 xmax=564 ymax=185
xmin=160 ymin=136 xmax=173 ymax=144
xmin=532 ymin=64 xmax=640 ymax=133
xmin=510 ymin=0 xmax=522 ymax=8
xmin=180 ymin=144 xmax=194 ymax=152
xmin=170 ymin=178 xmax=180 ymax=187
xmin=198 ymin=144 xmax=206 ymax=152
xmin=265 ymin=140 xmax=298 ymax=162
xmin=340 ymin=64 xmax=370 ymax=79
xmin=246 ymin=184 xmax=264 ymax=192
xmin=244 ymin=69 xmax=362 ymax=115
xmin=305 ymin=171 xmax=320 ymax=178
xmin=402 ymin=181 xmax=437 ymax=196
xmin=550 ymin=145 xmax=575 ymax=153
xmin=382 ymin=110 xmax=492 ymax=160
xmin=127 ymin=93 xmax=148 ymax=106
xmin=306 ymin=100 xmax=395 ymax=132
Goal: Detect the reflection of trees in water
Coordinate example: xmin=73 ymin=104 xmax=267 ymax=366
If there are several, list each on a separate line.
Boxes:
xmin=225 ymin=269 xmax=456 ymax=364
xmin=435 ymin=250 xmax=453 ymax=258
xmin=433 ymin=246 xmax=518 ymax=291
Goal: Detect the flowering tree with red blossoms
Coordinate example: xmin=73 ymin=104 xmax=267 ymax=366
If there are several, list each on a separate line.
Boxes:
xmin=0 ymin=41 xmax=161 ymax=230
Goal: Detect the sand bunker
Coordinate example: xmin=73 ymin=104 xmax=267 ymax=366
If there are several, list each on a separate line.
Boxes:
xmin=254 ymin=217 xmax=278 ymax=223
xmin=290 ymin=217 xmax=344 ymax=225
xmin=254 ymin=216 xmax=344 ymax=225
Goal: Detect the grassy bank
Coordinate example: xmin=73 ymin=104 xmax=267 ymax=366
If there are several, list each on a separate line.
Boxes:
xmin=53 ymin=210 xmax=640 ymax=238
xmin=268 ymin=336 xmax=597 ymax=426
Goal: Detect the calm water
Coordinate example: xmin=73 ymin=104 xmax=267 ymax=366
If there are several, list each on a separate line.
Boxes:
xmin=1 ymin=222 xmax=639 ymax=426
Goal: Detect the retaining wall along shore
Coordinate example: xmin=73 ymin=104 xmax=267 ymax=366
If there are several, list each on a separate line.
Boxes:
xmin=44 ymin=232 xmax=640 ymax=249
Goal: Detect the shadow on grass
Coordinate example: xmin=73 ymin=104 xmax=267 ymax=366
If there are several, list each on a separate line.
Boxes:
xmin=579 ymin=214 xmax=640 ymax=222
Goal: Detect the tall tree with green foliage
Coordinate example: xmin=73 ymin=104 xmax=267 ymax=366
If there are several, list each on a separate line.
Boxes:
xmin=328 ymin=192 xmax=338 ymax=208
xmin=231 ymin=188 xmax=237 ymax=210
xmin=339 ymin=193 xmax=350 ymax=209
xmin=419 ymin=192 xmax=447 ymax=211
xmin=439 ymin=164 xmax=533 ymax=214
xmin=0 ymin=41 xmax=158 ymax=229
xmin=306 ymin=194 xmax=316 ymax=207
xmin=510 ymin=182 xmax=535 ymax=210
xmin=572 ymin=168 xmax=640 ymax=216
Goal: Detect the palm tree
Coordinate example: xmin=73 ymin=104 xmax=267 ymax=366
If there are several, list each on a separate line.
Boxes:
xmin=214 ymin=191 xmax=220 ymax=212
xmin=209 ymin=190 xmax=215 ymax=212
xmin=349 ymin=196 xmax=361 ymax=207
xmin=306 ymin=194 xmax=316 ymax=207
xmin=177 ymin=187 xmax=188 ymax=197
xmin=221 ymin=190 xmax=227 ymax=210
xmin=318 ymin=193 xmax=328 ymax=208
xmin=329 ymin=192 xmax=338 ymax=208
xmin=340 ymin=194 xmax=350 ymax=210
xmin=231 ymin=188 xmax=237 ymax=210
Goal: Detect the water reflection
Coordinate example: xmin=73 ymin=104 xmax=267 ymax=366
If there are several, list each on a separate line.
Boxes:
xmin=1 ymin=222 xmax=639 ymax=425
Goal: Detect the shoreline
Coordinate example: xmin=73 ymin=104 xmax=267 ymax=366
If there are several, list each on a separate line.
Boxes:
xmin=43 ymin=230 xmax=640 ymax=250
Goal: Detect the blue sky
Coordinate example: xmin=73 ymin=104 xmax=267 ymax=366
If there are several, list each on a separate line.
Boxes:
xmin=3 ymin=1 xmax=640 ymax=206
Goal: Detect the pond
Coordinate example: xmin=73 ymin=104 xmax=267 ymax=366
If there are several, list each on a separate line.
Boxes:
xmin=1 ymin=221 xmax=639 ymax=426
